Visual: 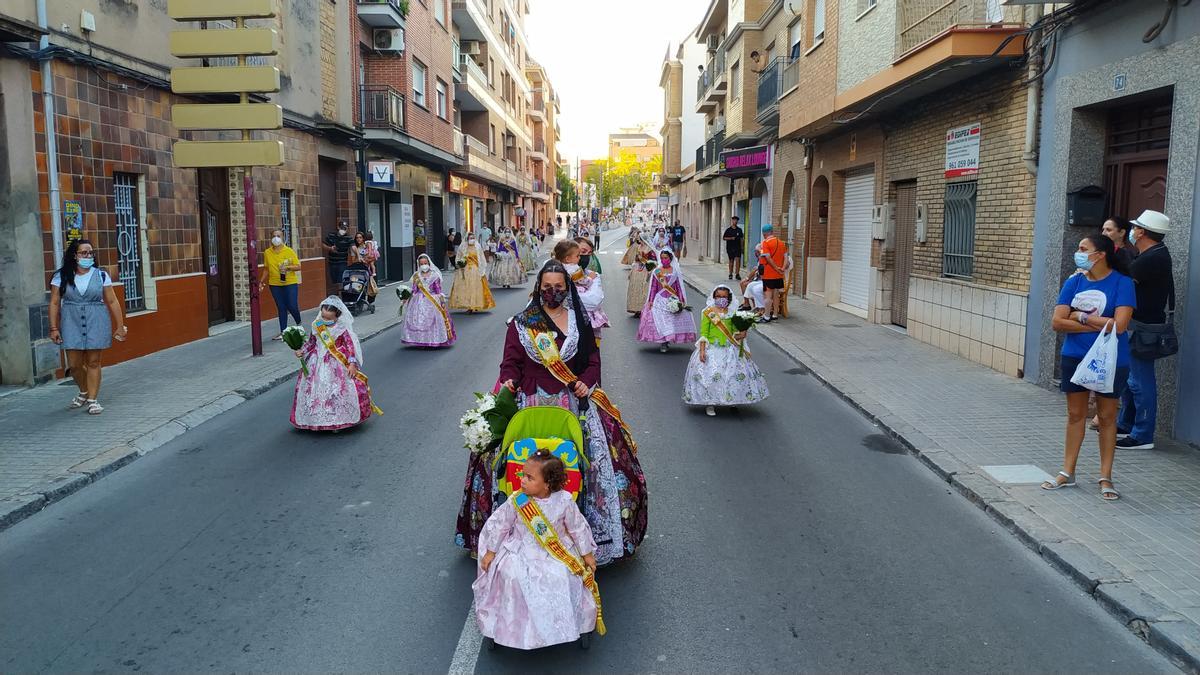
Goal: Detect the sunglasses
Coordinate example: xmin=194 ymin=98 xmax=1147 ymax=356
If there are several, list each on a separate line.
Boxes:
xmin=77 ymin=250 xmax=95 ymax=258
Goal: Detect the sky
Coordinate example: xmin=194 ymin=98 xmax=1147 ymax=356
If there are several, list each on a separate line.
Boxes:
xmin=524 ymin=0 xmax=712 ymax=170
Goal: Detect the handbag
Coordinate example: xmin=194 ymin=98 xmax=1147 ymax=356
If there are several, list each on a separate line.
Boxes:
xmin=1070 ymin=321 xmax=1118 ymax=393
xmin=1129 ymin=281 xmax=1178 ymax=360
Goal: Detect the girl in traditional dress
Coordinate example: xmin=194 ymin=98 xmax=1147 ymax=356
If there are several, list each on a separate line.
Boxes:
xmin=637 ymin=248 xmax=697 ymax=353
xmin=651 ymin=226 xmax=670 ymax=251
xmin=519 ymin=228 xmax=539 ymax=273
xmin=401 ymin=253 xmax=457 ymax=348
xmin=683 ymin=285 xmax=770 ymax=416
xmin=489 ymin=229 xmax=525 ymax=288
xmin=456 ymin=261 xmax=648 ymax=566
xmin=622 ymin=229 xmax=653 ymax=317
xmin=473 ymin=450 xmax=600 ymax=650
xmin=553 ymin=239 xmax=609 ymax=338
xmin=449 ymin=233 xmax=496 ymax=313
xmin=291 ymin=296 xmax=380 ymax=431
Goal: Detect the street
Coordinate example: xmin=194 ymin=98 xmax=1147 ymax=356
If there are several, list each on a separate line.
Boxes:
xmin=0 ymin=229 xmax=1175 ymax=673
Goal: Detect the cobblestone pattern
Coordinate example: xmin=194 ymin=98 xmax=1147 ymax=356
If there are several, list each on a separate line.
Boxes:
xmin=683 ymin=259 xmax=1200 ymax=668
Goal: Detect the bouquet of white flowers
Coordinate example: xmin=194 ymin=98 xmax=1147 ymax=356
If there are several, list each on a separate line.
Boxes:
xmin=458 ymin=388 xmax=518 ymax=454
xmin=280 ymin=326 xmax=309 ymax=376
xmin=729 ymin=310 xmax=758 ymax=333
xmin=667 ymin=298 xmax=691 ymax=314
xmin=396 ymin=285 xmax=413 ymax=318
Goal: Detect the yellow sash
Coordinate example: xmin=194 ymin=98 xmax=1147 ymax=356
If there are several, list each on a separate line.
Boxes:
xmin=702 ymin=307 xmax=750 ymax=357
xmin=527 ymin=330 xmax=636 ymax=452
xmin=652 ymin=269 xmax=682 ymax=302
xmin=314 ymin=324 xmax=384 ymax=416
xmin=413 ymin=274 xmax=454 ymax=337
xmin=512 ymin=491 xmax=606 ymax=636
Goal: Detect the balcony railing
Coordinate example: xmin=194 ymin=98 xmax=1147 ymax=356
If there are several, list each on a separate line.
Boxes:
xmin=360 ymin=85 xmax=405 ymax=130
xmin=695 ymin=47 xmax=727 ymax=102
xmin=782 ymin=57 xmax=800 ymax=93
xmin=454 ymin=127 xmax=465 ymax=156
xmin=695 ymin=130 xmax=725 ymax=172
xmin=465 ymin=133 xmax=490 ymax=155
xmin=356 ymin=0 xmax=407 ymax=28
xmin=452 ymin=40 xmax=463 ymax=82
xmin=460 ymin=53 xmax=488 ymax=87
xmin=897 ymin=0 xmax=1005 ymax=56
xmin=533 ymin=139 xmax=546 ymax=155
xmin=756 ymin=58 xmax=783 ymax=118
xmin=532 ymin=178 xmax=546 ymax=194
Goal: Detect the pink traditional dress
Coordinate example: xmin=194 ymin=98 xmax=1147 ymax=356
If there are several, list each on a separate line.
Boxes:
xmin=570 ymin=266 xmax=610 ymax=335
xmin=473 ymin=490 xmax=598 ymax=649
xmin=401 ymin=254 xmax=457 ymax=347
xmin=290 ymin=297 xmax=379 ymax=431
xmin=636 ymin=249 xmax=698 ymax=345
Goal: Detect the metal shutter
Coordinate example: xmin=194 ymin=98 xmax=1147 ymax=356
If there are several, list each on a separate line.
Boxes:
xmin=840 ymin=169 xmax=874 ymax=311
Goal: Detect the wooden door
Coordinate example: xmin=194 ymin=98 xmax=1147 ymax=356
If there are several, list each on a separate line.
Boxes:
xmin=199 ymin=168 xmax=233 ymax=325
xmin=892 ymin=183 xmax=917 ymax=327
xmin=319 ymin=160 xmax=339 ymax=294
xmin=1104 ymin=95 xmax=1172 ymax=218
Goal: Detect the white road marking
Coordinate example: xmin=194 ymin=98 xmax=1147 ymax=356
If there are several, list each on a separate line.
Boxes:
xmin=448 ymin=600 xmax=483 ymax=675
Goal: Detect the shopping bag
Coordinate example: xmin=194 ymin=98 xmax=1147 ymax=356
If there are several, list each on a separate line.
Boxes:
xmin=1070 ymin=321 xmax=1118 ymax=393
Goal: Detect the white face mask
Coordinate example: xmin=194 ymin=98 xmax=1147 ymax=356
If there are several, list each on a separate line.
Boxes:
xmin=338 ymin=229 xmax=347 ymax=236
xmin=564 ymin=263 xmax=581 ymax=274
xmin=419 ymin=264 xmax=431 ymax=273
xmin=271 ymin=236 xmax=283 ymax=246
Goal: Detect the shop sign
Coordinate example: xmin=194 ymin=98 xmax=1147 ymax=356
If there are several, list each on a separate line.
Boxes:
xmin=367 ymin=160 xmax=395 ymax=188
xmin=719 ymin=144 xmax=772 ymax=176
xmin=428 ymin=178 xmax=444 ymax=196
xmin=944 ymin=123 xmax=981 ymax=179
xmin=733 ymin=177 xmax=751 ymax=202
xmin=64 ymin=200 xmax=83 ymax=243
xmin=448 ymin=173 xmax=489 ymax=199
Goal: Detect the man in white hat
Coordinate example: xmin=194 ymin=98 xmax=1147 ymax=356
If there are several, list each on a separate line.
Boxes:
xmin=1117 ymin=209 xmax=1174 ymax=451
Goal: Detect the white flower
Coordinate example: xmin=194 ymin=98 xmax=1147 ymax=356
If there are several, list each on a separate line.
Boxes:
xmin=667 ymin=299 xmax=684 ymax=314
xmin=477 ymin=393 xmax=496 ymax=412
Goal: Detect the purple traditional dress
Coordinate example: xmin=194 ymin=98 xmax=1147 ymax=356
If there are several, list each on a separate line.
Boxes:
xmin=401 ymin=254 xmax=457 ymax=347
xmin=290 ymin=297 xmax=376 ymax=431
xmin=488 ymin=233 xmax=525 ymax=288
xmin=472 ymin=490 xmax=597 ymax=649
xmin=636 ymin=249 xmax=698 ymax=345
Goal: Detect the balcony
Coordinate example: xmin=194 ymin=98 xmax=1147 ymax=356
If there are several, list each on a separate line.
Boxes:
xmin=454 ymin=127 xmax=465 ymax=156
xmin=694 ymin=130 xmax=725 ymax=178
xmin=755 ymin=58 xmax=783 ymax=126
xmin=531 ymin=178 xmax=550 ymax=201
xmin=695 ymin=48 xmax=727 ymax=112
xmin=357 ymin=0 xmax=407 ymax=28
xmin=896 ymin=0 xmax=1011 ymax=57
xmin=530 ymin=93 xmax=546 ymax=122
xmin=451 ymin=0 xmax=487 ymax=41
xmin=530 ymin=139 xmax=547 ymax=162
xmin=452 ymin=40 xmax=463 ymax=83
xmin=360 ymin=85 xmax=405 ymax=131
xmin=782 ymin=57 xmax=800 ymax=95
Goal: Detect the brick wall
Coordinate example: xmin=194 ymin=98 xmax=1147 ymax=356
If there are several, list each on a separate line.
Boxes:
xmin=779 ymin=0 xmax=839 ymax=138
xmin=320 ymin=0 xmax=338 ymax=120
xmin=882 ymin=68 xmax=1035 ymax=293
xmin=810 ymin=124 xmax=884 ymax=262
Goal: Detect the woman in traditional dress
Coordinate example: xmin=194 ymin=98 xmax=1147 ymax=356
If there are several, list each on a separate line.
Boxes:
xmin=622 ymin=229 xmax=653 ymax=316
xmin=683 ymin=285 xmax=770 ymax=416
xmin=553 ymin=239 xmax=609 ymax=339
xmin=449 ymin=233 xmax=496 ymax=313
xmin=489 ymin=228 xmax=525 ymax=289
xmin=637 ymin=248 xmax=697 ymax=353
xmin=519 ymin=227 xmax=539 ymax=273
xmin=650 ymin=226 xmax=670 ymax=251
xmin=456 ymin=261 xmax=648 ymax=566
xmin=621 ymin=227 xmax=642 ymax=265
xmin=291 ymin=296 xmax=380 ymax=431
xmin=401 ymin=253 xmax=457 ymax=348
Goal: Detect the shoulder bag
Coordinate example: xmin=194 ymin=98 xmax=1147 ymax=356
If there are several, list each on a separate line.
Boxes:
xmin=1129 ymin=280 xmax=1178 ymax=360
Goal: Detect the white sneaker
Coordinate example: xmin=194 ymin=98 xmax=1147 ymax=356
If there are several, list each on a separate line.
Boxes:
xmin=705 ymin=406 xmax=716 ymax=417
xmin=659 ymin=343 xmax=669 ymax=353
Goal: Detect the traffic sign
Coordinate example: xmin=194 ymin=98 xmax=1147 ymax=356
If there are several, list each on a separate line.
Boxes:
xmin=167 ymin=0 xmax=275 ymax=21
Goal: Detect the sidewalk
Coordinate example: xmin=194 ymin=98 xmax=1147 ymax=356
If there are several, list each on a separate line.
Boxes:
xmin=682 ymin=260 xmax=1200 ymax=672
xmin=0 ymin=285 xmax=408 ymax=530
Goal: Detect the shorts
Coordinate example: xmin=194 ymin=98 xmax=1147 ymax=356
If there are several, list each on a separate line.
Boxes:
xmin=762 ymin=277 xmax=784 ymax=290
xmin=726 ymin=248 xmax=742 ymax=260
xmin=1059 ymin=354 xmax=1128 ymax=398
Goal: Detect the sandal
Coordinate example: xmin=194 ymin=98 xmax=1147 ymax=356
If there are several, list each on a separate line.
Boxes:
xmin=1040 ymin=471 xmax=1076 ymax=490
xmin=68 ymin=392 xmax=89 ymax=409
xmin=1098 ymin=477 xmax=1120 ymax=501
xmin=86 ymin=400 xmax=103 ymax=415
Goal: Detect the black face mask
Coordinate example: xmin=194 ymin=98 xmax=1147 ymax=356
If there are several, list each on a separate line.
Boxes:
xmin=578 ymin=254 xmax=591 ymax=269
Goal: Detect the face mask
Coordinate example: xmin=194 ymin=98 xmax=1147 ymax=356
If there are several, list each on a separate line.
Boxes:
xmin=714 ymin=297 xmax=730 ymax=309
xmin=1128 ymin=229 xmax=1138 ymax=246
xmin=660 ymin=257 xmax=671 ymax=266
xmin=338 ymin=229 xmax=347 ymax=237
xmin=271 ymin=236 xmax=283 ymax=246
xmin=563 ymin=263 xmax=581 ymax=275
xmin=78 ymin=257 xmax=95 ymax=269
xmin=579 ymin=255 xmax=591 ymax=269
xmin=315 ymin=318 xmax=336 ymax=327
xmin=1074 ymin=251 xmax=1096 ymax=271
xmin=540 ymin=287 xmax=568 ymax=308
xmin=419 ymin=264 xmax=431 ymax=273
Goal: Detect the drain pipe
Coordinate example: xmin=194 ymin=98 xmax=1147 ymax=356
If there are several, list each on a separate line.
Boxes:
xmin=1023 ymin=3 xmax=1045 ymax=176
xmin=36 ymin=0 xmax=64 ymax=264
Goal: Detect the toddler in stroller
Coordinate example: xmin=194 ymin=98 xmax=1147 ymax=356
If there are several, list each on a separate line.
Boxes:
xmin=340 ymin=263 xmax=376 ymax=316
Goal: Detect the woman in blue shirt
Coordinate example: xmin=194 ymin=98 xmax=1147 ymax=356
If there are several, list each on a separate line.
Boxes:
xmin=1042 ymin=234 xmax=1135 ymax=501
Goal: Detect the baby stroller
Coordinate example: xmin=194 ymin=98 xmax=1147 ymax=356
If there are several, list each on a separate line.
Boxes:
xmin=486 ymin=405 xmax=597 ymax=651
xmin=340 ymin=263 xmax=375 ymax=316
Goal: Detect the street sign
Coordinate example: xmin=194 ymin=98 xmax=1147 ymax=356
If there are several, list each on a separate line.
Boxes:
xmin=167 ymin=0 xmax=275 ymax=20
xmin=173 ymin=140 xmax=285 ymax=168
xmin=170 ymin=28 xmax=277 ymax=58
xmin=171 ymin=103 xmax=283 ymax=130
xmin=171 ymin=66 xmax=280 ymax=94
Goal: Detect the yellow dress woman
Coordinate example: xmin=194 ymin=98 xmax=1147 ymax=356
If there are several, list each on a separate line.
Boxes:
xmin=449 ymin=233 xmax=496 ymax=312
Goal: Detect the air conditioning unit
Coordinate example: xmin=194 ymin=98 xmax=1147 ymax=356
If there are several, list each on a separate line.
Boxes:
xmin=462 ymin=40 xmax=481 ymax=55
xmin=505 ymin=136 xmax=516 ymax=148
xmin=373 ymin=28 xmax=404 ymax=52
xmin=706 ymin=35 xmax=720 ymax=51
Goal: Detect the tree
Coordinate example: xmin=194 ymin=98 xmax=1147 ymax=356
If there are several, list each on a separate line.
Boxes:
xmin=555 ymin=164 xmax=578 ymax=213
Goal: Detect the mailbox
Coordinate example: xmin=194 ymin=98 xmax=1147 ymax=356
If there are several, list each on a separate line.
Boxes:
xmin=1066 ymin=185 xmax=1107 ymax=227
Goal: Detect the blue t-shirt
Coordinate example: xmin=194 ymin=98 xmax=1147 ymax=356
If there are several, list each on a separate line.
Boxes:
xmin=1056 ymin=271 xmax=1136 ymax=366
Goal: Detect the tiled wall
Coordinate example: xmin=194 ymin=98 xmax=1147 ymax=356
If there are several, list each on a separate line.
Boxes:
xmin=906 ymin=275 xmax=1028 ymax=377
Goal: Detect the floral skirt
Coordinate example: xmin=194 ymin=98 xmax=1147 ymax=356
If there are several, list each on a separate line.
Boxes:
xmin=626 ymin=268 xmax=650 ymax=313
xmin=488 ymin=253 xmax=525 ymax=288
xmin=455 ymin=389 xmax=648 ymax=566
xmin=682 ymin=343 xmax=770 ymax=406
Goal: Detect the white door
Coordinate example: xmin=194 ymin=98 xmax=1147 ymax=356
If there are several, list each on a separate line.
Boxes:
xmin=840 ymin=169 xmax=874 ymax=311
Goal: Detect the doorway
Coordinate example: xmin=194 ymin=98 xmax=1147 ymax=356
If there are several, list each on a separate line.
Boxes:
xmin=319 ymin=159 xmax=340 ymax=295
xmin=198 ymin=168 xmax=233 ymax=326
xmin=1104 ymin=93 xmax=1172 ymax=218
xmin=428 ymin=196 xmax=445 ymax=265
xmin=892 ymin=182 xmax=917 ymax=327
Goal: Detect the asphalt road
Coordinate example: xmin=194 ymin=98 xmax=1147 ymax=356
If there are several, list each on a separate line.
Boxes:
xmin=0 ymin=226 xmax=1175 ymax=673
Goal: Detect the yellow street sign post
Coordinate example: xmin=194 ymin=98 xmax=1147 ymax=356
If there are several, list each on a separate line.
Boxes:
xmin=169 ymin=0 xmax=284 ymax=356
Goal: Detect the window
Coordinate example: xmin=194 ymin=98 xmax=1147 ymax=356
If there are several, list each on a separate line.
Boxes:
xmin=434 ymin=0 xmax=446 ymax=26
xmin=412 ymin=59 xmax=427 ymax=107
xmin=488 ymin=58 xmax=495 ymax=87
xmin=113 ymin=172 xmax=145 ymax=311
xmin=812 ymin=0 xmax=826 ymax=44
xmin=857 ymin=0 xmax=876 ymax=16
xmin=280 ymin=189 xmax=295 ymax=246
xmin=730 ymin=60 xmax=741 ymax=99
xmin=436 ymin=80 xmax=448 ymax=119
xmin=942 ymin=181 xmax=978 ymax=279
xmin=490 ymin=124 xmax=497 ymax=153
xmin=788 ymin=21 xmax=802 ymax=60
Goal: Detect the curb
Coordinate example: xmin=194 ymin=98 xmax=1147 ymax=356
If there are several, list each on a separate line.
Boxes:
xmin=0 ymin=317 xmax=404 ymax=535
xmin=682 ymin=272 xmax=1200 ymax=674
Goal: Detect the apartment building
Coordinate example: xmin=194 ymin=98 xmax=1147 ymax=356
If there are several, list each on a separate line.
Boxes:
xmin=356 ymin=0 xmax=462 ymax=280
xmin=0 ymin=0 xmax=358 ymax=383
xmin=451 ymin=0 xmax=536 ymax=238
xmin=525 ymin=60 xmax=560 ymax=232
xmin=608 ymin=130 xmax=662 ymax=164
xmin=659 ymin=36 xmax=707 ymax=240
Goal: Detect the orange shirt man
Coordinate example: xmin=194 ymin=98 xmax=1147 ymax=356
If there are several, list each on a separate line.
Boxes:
xmin=757 ymin=223 xmax=787 ymax=322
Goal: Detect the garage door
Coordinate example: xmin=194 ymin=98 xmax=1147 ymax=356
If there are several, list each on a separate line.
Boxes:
xmin=839 ymin=169 xmax=874 ymax=311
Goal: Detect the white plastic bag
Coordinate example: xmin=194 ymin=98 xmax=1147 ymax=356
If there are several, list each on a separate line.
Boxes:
xmin=1070 ymin=321 xmax=1118 ymax=393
